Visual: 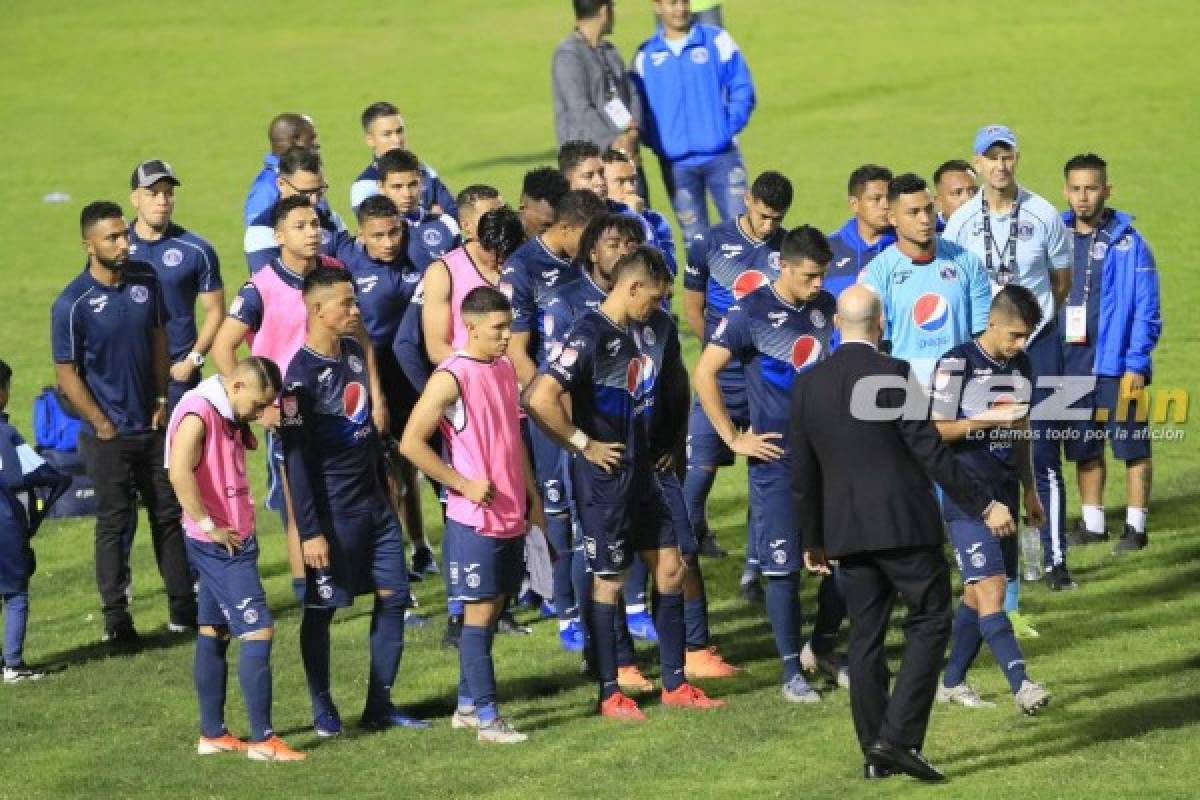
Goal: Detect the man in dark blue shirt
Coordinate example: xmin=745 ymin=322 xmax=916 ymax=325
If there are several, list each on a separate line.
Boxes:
xmin=51 ymin=201 xmax=197 ymax=643
xmin=127 ymin=160 xmax=225 ymax=414
xmin=825 ymin=164 xmax=896 ymax=299
xmin=350 ymin=101 xmax=457 ymax=218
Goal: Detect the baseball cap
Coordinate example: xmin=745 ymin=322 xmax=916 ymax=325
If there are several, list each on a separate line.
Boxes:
xmin=973 ymin=125 xmax=1018 ymax=156
xmin=130 ymin=159 xmax=181 ymax=190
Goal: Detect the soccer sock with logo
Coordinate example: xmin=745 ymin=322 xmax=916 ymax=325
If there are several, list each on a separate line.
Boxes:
xmin=460 ymin=623 xmax=498 ymax=723
xmin=653 ymin=591 xmax=686 ymax=691
xmin=765 ymin=576 xmax=801 ymax=682
xmin=624 ymin=556 xmax=649 ymax=615
xmin=1127 ymin=507 xmax=1147 ymax=534
xmin=365 ymin=592 xmax=407 ymax=715
xmin=979 ymin=611 xmax=1028 ymax=693
xmin=547 ymin=514 xmax=576 ymax=620
xmin=589 ymin=600 xmax=619 ymax=700
xmin=684 ymin=558 xmax=710 ymax=650
xmin=810 ymin=572 xmax=846 ymax=656
xmin=300 ymin=607 xmax=335 ymax=715
xmin=194 ymin=632 xmax=230 ymax=738
xmin=1082 ymin=504 xmax=1106 ymax=533
xmin=942 ymin=603 xmax=983 ymax=688
xmin=571 ymin=544 xmax=591 ymax=642
xmin=238 ymin=637 xmax=274 ymax=742
xmin=682 ymin=466 xmax=717 ymax=543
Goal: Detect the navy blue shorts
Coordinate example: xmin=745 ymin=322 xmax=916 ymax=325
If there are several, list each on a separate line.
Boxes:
xmin=304 ymin=504 xmax=411 ymax=609
xmin=1063 ymin=375 xmax=1153 ymax=463
xmin=445 ymin=519 xmax=525 ymax=601
xmin=659 ymin=469 xmax=697 ymax=557
xmin=526 ymin=419 xmax=570 ymax=515
xmin=685 ymin=381 xmax=750 ymax=469
xmin=944 ymin=479 xmax=1018 ymax=583
xmin=187 ymin=536 xmax=272 ymax=636
xmin=748 ymin=460 xmax=801 ymax=576
xmin=571 ymin=459 xmax=676 ymax=577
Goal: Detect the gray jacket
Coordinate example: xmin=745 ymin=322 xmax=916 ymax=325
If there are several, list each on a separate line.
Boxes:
xmin=551 ymin=32 xmax=642 ymax=150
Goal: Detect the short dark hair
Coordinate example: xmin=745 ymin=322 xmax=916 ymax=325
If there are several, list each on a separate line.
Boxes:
xmin=239 ymin=356 xmax=283 ymax=394
xmin=613 ymin=245 xmax=671 ymax=287
xmin=555 ymin=189 xmax=607 ymax=228
xmin=356 ymin=194 xmax=400 ymax=224
xmin=990 ymin=284 xmax=1043 ymax=330
xmin=780 ymin=225 xmax=833 ymax=267
xmin=0 ymin=358 xmax=11 ymax=389
xmin=933 ymin=159 xmax=975 ymax=187
xmin=886 ymin=173 xmax=929 ymax=205
xmin=278 ymin=146 xmax=321 ymax=178
xmin=847 ymin=164 xmax=893 ymax=197
xmin=750 ymin=171 xmax=793 ymax=212
xmin=302 ymin=265 xmax=352 ymax=297
xmin=573 ymin=0 xmax=612 ymax=20
xmin=461 ymin=286 xmax=512 ymax=317
xmin=456 ymin=184 xmax=501 ymax=212
xmin=80 ymin=201 xmax=124 ymax=236
xmin=476 ymin=208 xmax=527 ymax=263
xmin=377 ymin=148 xmax=421 ymax=181
xmin=602 ymin=148 xmax=632 ymax=165
xmin=522 ymin=167 xmax=569 ymax=206
xmin=577 ymin=213 xmax=645 ymax=269
xmin=361 ymin=101 xmax=400 ymax=131
xmin=1064 ymin=152 xmax=1108 ymax=180
xmin=271 ymin=194 xmax=315 ymax=229
xmin=558 ymin=140 xmax=602 ymax=176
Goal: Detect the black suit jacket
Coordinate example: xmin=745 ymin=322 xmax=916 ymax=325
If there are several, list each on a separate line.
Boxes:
xmin=789 ymin=342 xmax=993 ymax=559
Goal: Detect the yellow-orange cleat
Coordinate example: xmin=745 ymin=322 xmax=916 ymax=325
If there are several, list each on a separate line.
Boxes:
xmin=246 ymin=735 xmax=307 ymax=762
xmin=599 ymin=691 xmax=647 ymax=722
xmin=685 ymin=646 xmax=741 ymax=679
xmin=617 ymin=665 xmax=654 ymax=694
xmin=196 ymin=733 xmax=248 ymax=755
xmin=661 ymin=682 xmax=726 ymax=709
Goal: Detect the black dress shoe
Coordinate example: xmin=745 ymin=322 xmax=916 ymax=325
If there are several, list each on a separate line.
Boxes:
xmin=863 ymin=761 xmax=894 ymax=780
xmin=867 ymin=741 xmax=945 ymax=782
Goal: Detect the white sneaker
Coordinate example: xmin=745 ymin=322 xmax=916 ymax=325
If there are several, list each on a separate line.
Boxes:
xmin=936 ymin=682 xmax=995 ymax=708
xmin=781 ymin=675 xmax=821 ymax=704
xmin=1014 ymin=680 xmax=1051 ymax=715
xmin=3 ymin=665 xmax=46 ymax=684
xmin=477 ymin=717 xmax=527 ymax=744
xmin=451 ymin=707 xmax=480 ymax=729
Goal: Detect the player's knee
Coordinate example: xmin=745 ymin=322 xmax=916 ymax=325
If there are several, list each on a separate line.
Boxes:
xmin=593 ymin=575 xmax=622 ymax=604
xmin=975 ymin=576 xmax=1006 ymax=614
xmin=656 ymin=554 xmax=686 ymax=593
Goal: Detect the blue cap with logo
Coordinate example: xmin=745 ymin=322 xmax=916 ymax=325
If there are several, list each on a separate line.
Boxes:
xmin=973 ymin=124 xmax=1018 ymax=156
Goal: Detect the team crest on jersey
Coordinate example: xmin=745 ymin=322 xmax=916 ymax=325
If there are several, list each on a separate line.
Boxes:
xmin=547 ymin=486 xmax=561 ymax=504
xmin=162 ymin=248 xmax=183 ymax=267
xmin=466 ymin=573 xmax=481 ymax=589
xmin=912 ymin=293 xmax=949 ymax=333
xmin=768 ymin=252 xmax=781 ymax=270
xmin=243 ymin=608 xmax=259 ymax=625
xmin=810 ymin=309 xmax=826 ymax=328
xmin=343 ymin=381 xmax=369 ymax=424
xmin=939 ymin=265 xmax=957 ymax=281
xmin=791 ymin=336 xmax=822 ymax=370
xmin=732 ymin=269 xmax=769 ymax=298
xmin=130 ymin=285 xmax=149 ymax=304
xmin=1091 ymin=241 xmax=1108 ymax=261
xmin=347 ymin=355 xmax=363 ymax=373
xmin=282 ymin=396 xmax=299 ymax=418
xmin=1017 ymin=220 xmax=1035 ymax=241
xmin=584 ymin=537 xmax=597 ymax=559
xmin=422 ymin=228 xmax=443 ymax=248
xmin=558 ymin=347 xmax=578 ymax=368
xmin=690 ymin=47 xmax=709 ymax=65
xmin=971 ymin=552 xmax=987 ymax=569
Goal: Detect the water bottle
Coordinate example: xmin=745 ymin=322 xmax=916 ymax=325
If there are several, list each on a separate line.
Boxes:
xmin=1020 ymin=526 xmax=1042 ymax=582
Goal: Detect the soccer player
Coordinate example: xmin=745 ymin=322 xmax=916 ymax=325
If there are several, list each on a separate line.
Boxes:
xmin=528 ymin=246 xmax=724 ymax=719
xmin=375 ymin=148 xmax=463 ymax=271
xmin=602 ymin=148 xmax=678 ymax=274
xmin=931 ymin=286 xmax=1052 ymax=715
xmin=166 ymin=357 xmax=305 ymax=761
xmin=401 ymin=287 xmax=543 ymax=744
xmin=681 ymin=170 xmax=792 ymax=572
xmin=281 ymin=267 xmax=428 ymax=735
xmin=632 ymin=0 xmax=755 ymax=241
xmin=52 ymin=201 xmax=197 ymax=643
xmin=517 ymin=166 xmax=570 ymax=239
xmin=127 ymin=160 xmax=225 ymax=414
xmin=860 ymin=173 xmax=991 ymax=386
xmin=825 ymin=165 xmax=895 ymax=299
xmin=243 ymin=147 xmax=348 ymax=274
xmin=694 ymin=226 xmax=838 ymax=703
xmin=932 ymin=160 xmax=978 ymax=230
xmin=243 ymin=112 xmax=317 ymax=226
xmin=350 ymin=101 xmax=457 ymax=217
xmin=455 ymin=184 xmax=506 ymax=242
xmin=1059 ymin=153 xmax=1161 ymax=553
xmin=944 ymin=124 xmax=1076 ymax=593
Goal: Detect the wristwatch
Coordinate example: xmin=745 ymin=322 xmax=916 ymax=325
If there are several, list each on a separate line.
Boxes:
xmin=188 ymin=352 xmax=205 ymax=368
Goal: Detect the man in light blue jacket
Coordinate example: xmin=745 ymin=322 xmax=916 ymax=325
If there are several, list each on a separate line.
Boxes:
xmin=1059 ymin=153 xmax=1162 ymax=554
xmin=632 ymin=0 xmax=755 ymax=242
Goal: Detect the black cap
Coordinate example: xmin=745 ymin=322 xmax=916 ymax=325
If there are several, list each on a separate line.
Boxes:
xmin=130 ymin=159 xmax=181 ymax=190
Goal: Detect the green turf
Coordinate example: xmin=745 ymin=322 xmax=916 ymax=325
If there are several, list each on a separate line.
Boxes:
xmin=1 ymin=1 xmax=1198 ymax=797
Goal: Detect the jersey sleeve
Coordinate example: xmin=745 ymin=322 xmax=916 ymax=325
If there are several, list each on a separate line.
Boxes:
xmin=709 ymin=303 xmax=751 ymax=359
xmin=544 ymin=328 xmax=594 ymax=392
xmin=683 ymin=231 xmax=710 ymax=292
xmin=197 ymin=240 xmax=223 ymax=292
xmin=50 ymin=294 xmax=81 ymax=364
xmin=930 ymin=353 xmax=967 ymax=420
xmin=1045 ymin=213 xmax=1073 ymax=270
xmin=228 ymin=282 xmax=264 ymax=332
xmin=505 ymin=261 xmax=536 ymax=334
xmin=279 ymin=381 xmax=323 ymax=541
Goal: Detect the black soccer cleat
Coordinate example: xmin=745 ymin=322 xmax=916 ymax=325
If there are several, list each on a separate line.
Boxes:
xmin=1114 ymin=524 xmax=1148 ymax=553
xmin=1044 ymin=563 xmax=1077 ymax=591
xmin=1067 ymin=519 xmax=1110 ymax=546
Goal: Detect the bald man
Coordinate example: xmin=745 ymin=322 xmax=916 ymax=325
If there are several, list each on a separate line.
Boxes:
xmin=244 ymin=113 xmax=319 ymax=225
xmin=790 ymin=284 xmax=1014 ymax=781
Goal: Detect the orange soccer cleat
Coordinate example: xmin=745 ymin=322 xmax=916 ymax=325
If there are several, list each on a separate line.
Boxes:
xmin=246 ymin=735 xmax=307 ymax=762
xmin=599 ymin=691 xmax=648 ymax=722
xmin=685 ymin=646 xmax=741 ymax=679
xmin=661 ymin=683 xmax=726 ymax=709
xmin=617 ymin=664 xmax=655 ymax=694
xmin=196 ymin=733 xmax=248 ymax=755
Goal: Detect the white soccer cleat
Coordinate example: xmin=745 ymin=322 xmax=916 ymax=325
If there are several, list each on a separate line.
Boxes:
xmin=936 ymin=682 xmax=995 ymax=708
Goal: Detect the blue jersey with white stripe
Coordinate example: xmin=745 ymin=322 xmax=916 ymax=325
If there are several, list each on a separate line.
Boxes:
xmin=502 ymin=236 xmax=583 ymax=365
xmin=825 ymin=217 xmax=895 ymax=300
xmin=684 ymin=216 xmax=783 ymax=339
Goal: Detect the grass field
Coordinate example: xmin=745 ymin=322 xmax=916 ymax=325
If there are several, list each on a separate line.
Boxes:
xmin=2 ymin=1 xmax=1199 ymax=797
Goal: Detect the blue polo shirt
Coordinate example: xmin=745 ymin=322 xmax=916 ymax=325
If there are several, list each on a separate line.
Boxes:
xmin=51 ymin=264 xmax=166 ymax=435
xmin=128 ymin=221 xmax=223 ymax=362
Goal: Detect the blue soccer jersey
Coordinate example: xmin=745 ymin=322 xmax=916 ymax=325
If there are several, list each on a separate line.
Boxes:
xmin=335 ymin=242 xmax=422 ymax=348
xmin=502 ymin=236 xmax=583 ymax=361
xmin=280 ymin=336 xmax=383 ymax=540
xmin=244 ymin=205 xmax=350 ymax=274
xmin=543 ymin=273 xmax=607 ymax=363
xmin=932 ymin=340 xmax=1033 ymax=486
xmin=710 ymin=284 xmax=837 ymax=437
xmin=684 ymin=216 xmax=784 ymax=340
xmin=128 ymin=222 xmax=223 ymax=362
xmin=860 ymin=239 xmax=992 ymax=385
xmin=350 ymin=160 xmax=458 ymax=219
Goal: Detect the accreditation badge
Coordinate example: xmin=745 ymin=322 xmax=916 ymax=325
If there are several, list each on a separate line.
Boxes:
xmin=1064 ymin=305 xmax=1088 ymax=345
xmin=604 ymin=96 xmax=633 ymax=130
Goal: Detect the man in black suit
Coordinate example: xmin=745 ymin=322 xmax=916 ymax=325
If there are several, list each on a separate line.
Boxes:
xmin=790 ymin=284 xmax=1016 ymax=781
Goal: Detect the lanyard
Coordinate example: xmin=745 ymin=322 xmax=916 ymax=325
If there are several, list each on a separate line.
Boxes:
xmin=1071 ymin=214 xmax=1109 ymax=306
xmin=577 ymin=31 xmax=621 ymax=99
xmin=980 ymin=194 xmax=1021 ymax=286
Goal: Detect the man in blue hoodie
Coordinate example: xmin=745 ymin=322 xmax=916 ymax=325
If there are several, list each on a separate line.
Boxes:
xmin=632 ymin=0 xmax=755 ymax=242
xmin=1059 ymin=153 xmax=1161 ymax=554
xmin=825 ymin=165 xmax=896 ymax=299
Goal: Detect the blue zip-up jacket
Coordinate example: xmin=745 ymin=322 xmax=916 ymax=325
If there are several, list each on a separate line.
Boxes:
xmin=1060 ymin=209 xmax=1161 ymax=381
xmin=243 ymin=154 xmax=280 ymax=227
xmin=825 ymin=217 xmax=896 ymax=299
xmin=0 ymin=415 xmax=69 ymax=592
xmin=632 ymin=24 xmax=755 ymax=166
